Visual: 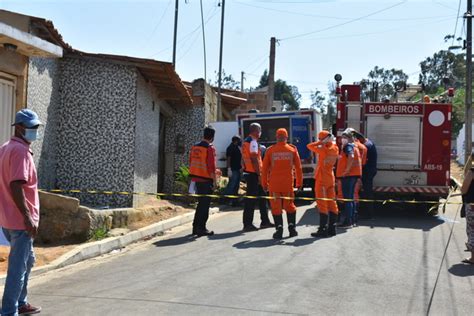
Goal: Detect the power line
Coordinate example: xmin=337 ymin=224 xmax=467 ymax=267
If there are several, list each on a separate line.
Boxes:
xmin=146 ymin=0 xmax=172 ymax=43
xmin=149 ymin=5 xmax=218 ymax=58
xmin=235 ymin=0 xmax=455 ymax=22
xmin=177 ymin=27 xmax=201 ymax=62
xmin=279 ymin=1 xmax=407 ymax=41
xmin=243 ymin=53 xmax=268 ymax=70
xmin=299 ymin=16 xmax=456 ymax=41
xmin=433 ymin=0 xmax=458 ymax=12
xmin=451 ymin=0 xmax=463 ymax=46
xmin=200 ymin=0 xmax=207 ymax=81
xmin=247 ymin=56 xmax=268 ymax=75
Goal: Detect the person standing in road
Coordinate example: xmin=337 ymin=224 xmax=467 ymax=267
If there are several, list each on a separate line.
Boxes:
xmin=0 ymin=109 xmax=43 ymax=316
xmin=352 ymin=132 xmax=367 ymax=226
xmin=461 ymin=159 xmax=474 ymax=265
xmin=223 ymin=136 xmax=242 ymax=206
xmin=241 ymin=123 xmax=273 ymax=231
xmin=261 ymin=128 xmax=303 ymax=239
xmin=257 ymin=144 xmax=273 ymax=228
xmin=336 ymin=131 xmax=362 ymax=228
xmin=307 ymin=130 xmax=339 ymax=238
xmin=189 ymin=127 xmax=218 ymax=237
xmin=353 ymin=131 xmax=377 ymax=219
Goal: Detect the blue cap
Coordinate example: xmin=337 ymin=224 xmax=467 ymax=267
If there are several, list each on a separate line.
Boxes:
xmin=12 ymin=109 xmax=42 ymax=128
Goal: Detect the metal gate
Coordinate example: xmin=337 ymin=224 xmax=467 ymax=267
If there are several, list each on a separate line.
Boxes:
xmin=366 ymin=115 xmax=422 ymax=169
xmin=0 ymin=73 xmax=16 ymax=145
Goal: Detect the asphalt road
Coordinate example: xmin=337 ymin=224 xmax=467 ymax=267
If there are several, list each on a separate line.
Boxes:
xmin=21 ymin=199 xmax=474 ymax=315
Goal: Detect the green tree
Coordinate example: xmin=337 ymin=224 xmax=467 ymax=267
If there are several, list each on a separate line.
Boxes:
xmin=258 ymin=70 xmax=301 ymax=110
xmin=310 ymin=86 xmax=336 ymax=129
xmin=213 ymin=69 xmax=240 ymax=90
xmin=259 ymin=69 xmax=269 ymax=88
xmin=418 ymin=50 xmax=465 ymax=93
xmin=360 ymin=66 xmax=408 ymax=101
xmin=310 ymin=89 xmax=325 ymax=111
xmin=451 ymin=88 xmax=465 ymax=138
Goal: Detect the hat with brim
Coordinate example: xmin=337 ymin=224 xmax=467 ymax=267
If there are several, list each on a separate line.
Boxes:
xmin=12 ymin=109 xmax=42 ymax=128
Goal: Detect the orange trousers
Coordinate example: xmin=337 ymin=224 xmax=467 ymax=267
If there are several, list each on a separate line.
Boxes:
xmin=269 ymin=192 xmax=297 ymax=216
xmin=315 ymin=182 xmax=338 ymax=214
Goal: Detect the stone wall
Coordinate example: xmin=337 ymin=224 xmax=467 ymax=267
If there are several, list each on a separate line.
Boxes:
xmin=163 ymin=106 xmax=205 ymax=193
xmin=56 ymin=57 xmax=137 ymax=207
xmin=27 ymin=57 xmax=61 ymax=189
xmin=37 ymin=191 xmax=91 ymax=244
xmin=162 ymin=79 xmax=216 ymax=193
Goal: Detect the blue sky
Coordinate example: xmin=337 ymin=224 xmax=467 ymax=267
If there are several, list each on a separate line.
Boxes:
xmin=0 ymin=0 xmax=463 ymax=107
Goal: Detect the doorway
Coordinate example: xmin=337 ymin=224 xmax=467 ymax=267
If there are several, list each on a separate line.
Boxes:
xmin=0 ymin=72 xmax=16 ymax=145
xmin=158 ymin=112 xmax=166 ymax=192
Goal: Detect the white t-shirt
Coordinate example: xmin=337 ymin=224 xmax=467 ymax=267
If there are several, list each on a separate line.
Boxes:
xmin=249 ymin=139 xmax=259 ymax=154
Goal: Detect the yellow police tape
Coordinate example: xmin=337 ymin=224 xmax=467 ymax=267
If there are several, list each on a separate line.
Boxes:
xmin=38 ymin=188 xmax=464 ymax=206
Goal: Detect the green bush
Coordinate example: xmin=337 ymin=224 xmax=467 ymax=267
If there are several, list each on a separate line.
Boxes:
xmin=90 ymin=228 xmax=108 ymax=241
xmin=175 ymin=165 xmax=191 ymax=191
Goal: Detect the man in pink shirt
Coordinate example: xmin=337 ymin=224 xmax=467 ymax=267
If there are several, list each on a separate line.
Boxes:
xmin=0 ymin=109 xmax=42 ymax=315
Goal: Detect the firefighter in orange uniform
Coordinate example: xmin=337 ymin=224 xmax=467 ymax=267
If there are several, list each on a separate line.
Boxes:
xmin=189 ymin=127 xmax=218 ymax=237
xmin=350 ymin=128 xmax=367 ymax=225
xmin=307 ymin=130 xmax=339 ymax=237
xmin=336 ymin=130 xmax=362 ymax=227
xmin=261 ymin=128 xmax=303 ymax=239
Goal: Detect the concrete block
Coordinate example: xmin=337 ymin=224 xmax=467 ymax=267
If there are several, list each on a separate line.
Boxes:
xmin=39 ymin=191 xmax=79 ymax=213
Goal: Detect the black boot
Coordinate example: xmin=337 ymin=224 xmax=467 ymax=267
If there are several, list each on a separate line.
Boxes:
xmin=328 ymin=211 xmax=337 ymax=237
xmin=287 ymin=212 xmax=298 ymax=237
xmin=311 ymin=213 xmax=328 ymax=238
xmin=272 ymin=214 xmax=283 ymax=239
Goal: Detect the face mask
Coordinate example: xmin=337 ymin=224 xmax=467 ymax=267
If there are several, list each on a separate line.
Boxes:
xmin=341 ymin=138 xmax=348 ymax=146
xmin=24 ymin=128 xmax=39 ymax=142
xmin=257 ymin=132 xmax=262 ymax=138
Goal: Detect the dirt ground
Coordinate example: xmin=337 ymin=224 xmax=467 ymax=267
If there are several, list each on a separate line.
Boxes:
xmin=0 ymin=199 xmax=194 ymax=274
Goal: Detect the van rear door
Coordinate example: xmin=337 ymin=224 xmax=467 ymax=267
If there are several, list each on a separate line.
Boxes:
xmin=290 ymin=116 xmax=311 ymax=160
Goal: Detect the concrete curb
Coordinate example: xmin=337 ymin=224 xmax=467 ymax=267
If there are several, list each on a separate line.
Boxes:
xmin=0 ymin=207 xmax=220 ymax=284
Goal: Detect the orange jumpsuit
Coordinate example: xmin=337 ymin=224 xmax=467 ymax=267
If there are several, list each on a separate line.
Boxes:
xmin=307 ymin=140 xmax=339 ymax=215
xmin=261 ymin=142 xmax=303 ymax=215
xmin=354 ymin=139 xmax=367 ymax=202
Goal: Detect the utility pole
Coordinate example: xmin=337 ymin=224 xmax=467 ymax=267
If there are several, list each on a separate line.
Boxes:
xmin=267 ymin=37 xmax=276 ymax=112
xmin=241 ymin=71 xmax=245 ymax=92
xmin=466 ymin=0 xmax=473 ymax=167
xmin=217 ymin=0 xmax=226 ymax=121
xmin=172 ymin=0 xmax=179 ymax=68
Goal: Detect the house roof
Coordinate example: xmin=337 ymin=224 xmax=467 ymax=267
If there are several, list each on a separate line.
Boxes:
xmin=220 ymin=92 xmax=247 ymax=109
xmin=67 ymin=51 xmax=193 ymax=106
xmin=0 ymin=9 xmax=192 ymax=107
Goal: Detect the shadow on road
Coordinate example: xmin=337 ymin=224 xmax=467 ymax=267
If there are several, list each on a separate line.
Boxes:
xmin=233 ymin=239 xmax=284 ymax=249
xmin=153 ymin=235 xmax=197 ymax=247
xmin=208 ymin=230 xmax=244 ymax=240
xmin=283 ymin=237 xmax=318 ymax=247
xmin=448 ymin=263 xmax=474 ymax=277
xmin=356 ymin=204 xmax=446 ymax=231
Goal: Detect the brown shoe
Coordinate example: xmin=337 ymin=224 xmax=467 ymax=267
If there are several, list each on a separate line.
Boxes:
xmin=18 ymin=303 xmax=41 ymax=315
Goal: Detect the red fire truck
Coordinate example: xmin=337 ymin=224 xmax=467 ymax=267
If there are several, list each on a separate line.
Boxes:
xmin=335 ymin=84 xmax=452 ymax=201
